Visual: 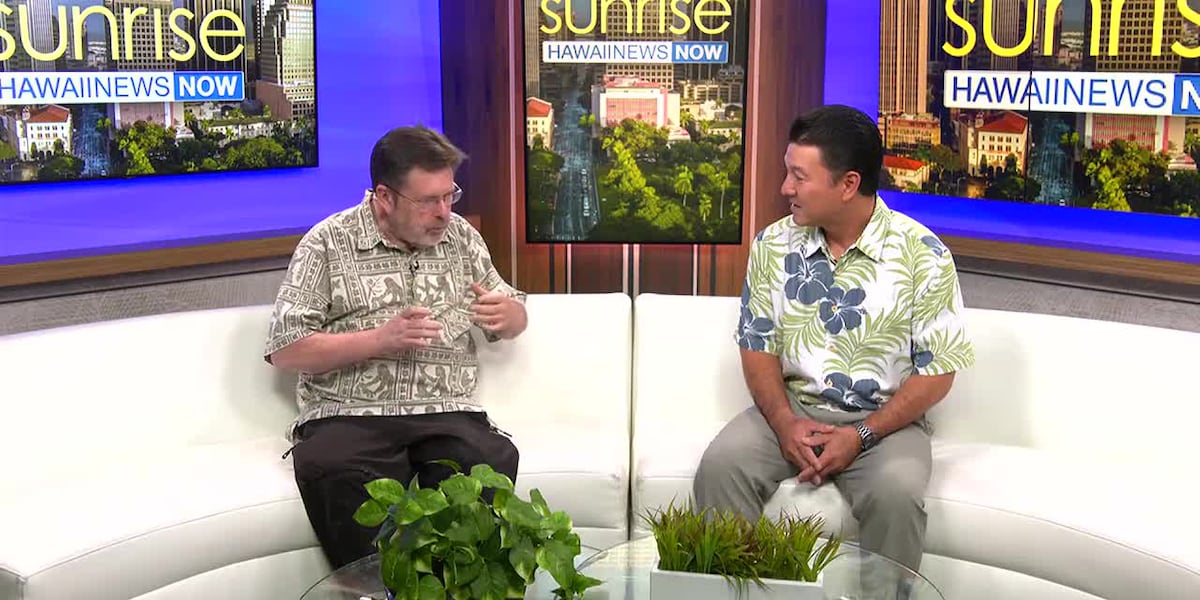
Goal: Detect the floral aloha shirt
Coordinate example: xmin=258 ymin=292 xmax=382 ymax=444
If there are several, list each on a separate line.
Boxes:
xmin=735 ymin=197 xmax=975 ymax=413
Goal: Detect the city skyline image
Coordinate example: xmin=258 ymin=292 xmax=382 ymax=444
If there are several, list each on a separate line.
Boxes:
xmin=880 ymin=0 xmax=1200 ymax=220
xmin=523 ymin=0 xmax=750 ymax=244
xmin=0 ymin=0 xmax=316 ymax=184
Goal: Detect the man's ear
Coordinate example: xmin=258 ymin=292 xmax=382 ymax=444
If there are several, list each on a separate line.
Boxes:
xmin=840 ymin=171 xmax=862 ymax=200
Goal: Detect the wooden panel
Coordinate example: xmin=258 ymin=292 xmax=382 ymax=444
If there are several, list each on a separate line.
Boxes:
xmin=747 ymin=0 xmax=826 ymax=235
xmin=552 ymin=244 xmax=569 ymax=292
xmin=570 ymin=245 xmax=625 ymax=293
xmin=943 ymin=236 xmax=1200 ymax=287
xmin=441 ymin=0 xmax=515 ymax=283
xmin=639 ymin=245 xmax=694 ymax=294
xmin=697 ymin=244 xmax=716 ymax=296
xmin=0 ymin=236 xmax=302 ymax=288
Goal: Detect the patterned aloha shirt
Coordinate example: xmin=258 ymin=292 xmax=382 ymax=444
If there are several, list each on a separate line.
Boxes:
xmin=265 ymin=192 xmax=526 ymax=439
xmin=736 ymin=197 xmax=974 ymax=413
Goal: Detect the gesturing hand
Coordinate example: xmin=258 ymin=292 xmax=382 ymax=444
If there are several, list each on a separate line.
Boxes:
xmin=376 ymin=307 xmax=443 ymax=353
xmin=470 ymin=282 xmax=523 ymax=336
xmin=777 ymin=417 xmax=836 ymax=486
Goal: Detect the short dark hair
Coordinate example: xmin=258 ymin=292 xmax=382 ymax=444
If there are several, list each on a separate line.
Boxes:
xmin=370 ymin=125 xmax=467 ymax=189
xmin=787 ymin=105 xmax=883 ymax=196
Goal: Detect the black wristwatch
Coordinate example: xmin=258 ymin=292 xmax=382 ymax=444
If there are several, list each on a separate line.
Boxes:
xmin=855 ymin=422 xmax=879 ymax=451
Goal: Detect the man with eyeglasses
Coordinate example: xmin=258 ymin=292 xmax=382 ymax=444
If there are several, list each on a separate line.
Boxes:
xmin=264 ymin=125 xmax=527 ymax=569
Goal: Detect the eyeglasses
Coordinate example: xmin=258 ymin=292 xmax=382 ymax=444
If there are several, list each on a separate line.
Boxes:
xmin=382 ymin=182 xmax=464 ymax=210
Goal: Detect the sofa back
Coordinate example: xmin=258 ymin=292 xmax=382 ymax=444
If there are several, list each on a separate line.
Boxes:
xmin=0 ymin=305 xmax=297 ymax=482
xmin=632 ymin=293 xmax=1200 ymax=464
xmin=633 ymin=293 xmax=753 ymax=439
xmin=472 ymin=292 xmax=632 ymax=449
xmin=931 ymin=307 xmax=1200 ymax=463
xmin=0 ymin=293 xmax=634 ymax=483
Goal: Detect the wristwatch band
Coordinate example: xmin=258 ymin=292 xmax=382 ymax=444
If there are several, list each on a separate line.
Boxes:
xmin=855 ymin=422 xmax=879 ymax=451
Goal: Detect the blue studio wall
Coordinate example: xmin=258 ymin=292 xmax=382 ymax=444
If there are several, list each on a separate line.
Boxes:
xmin=824 ymin=2 xmax=1200 ymax=265
xmin=0 ymin=0 xmax=444 ymax=266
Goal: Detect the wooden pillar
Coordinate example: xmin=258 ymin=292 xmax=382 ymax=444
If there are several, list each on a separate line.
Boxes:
xmin=439 ymin=0 xmax=517 ymax=284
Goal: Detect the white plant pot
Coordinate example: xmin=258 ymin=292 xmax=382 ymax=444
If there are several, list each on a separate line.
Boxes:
xmin=649 ymin=566 xmax=824 ymax=600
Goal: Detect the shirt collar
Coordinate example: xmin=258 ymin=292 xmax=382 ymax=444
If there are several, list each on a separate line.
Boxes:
xmin=854 ymin=196 xmax=892 ymax=263
xmin=792 ymin=195 xmax=892 ymax=263
xmin=354 ymin=191 xmax=386 ymax=251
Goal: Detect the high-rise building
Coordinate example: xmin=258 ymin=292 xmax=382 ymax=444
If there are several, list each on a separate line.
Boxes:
xmin=251 ymin=0 xmax=278 ymax=81
xmin=956 ymin=0 xmax=1033 ymax=72
xmin=1083 ymin=0 xmax=1185 ymax=153
xmin=104 ymin=0 xmax=175 ymax=72
xmin=104 ymin=0 xmax=182 ymax=129
xmin=602 ymin=0 xmax=678 ymax=91
xmin=674 ymin=0 xmax=745 ymax=83
xmin=928 ymin=0 xmax=965 ymax=68
xmin=3 ymin=0 xmax=56 ymax=72
xmin=879 ymin=0 xmax=928 ymax=115
xmin=256 ymin=0 xmax=315 ymax=119
xmin=524 ymin=0 xmax=541 ymax=98
xmin=186 ymin=0 xmax=247 ymax=76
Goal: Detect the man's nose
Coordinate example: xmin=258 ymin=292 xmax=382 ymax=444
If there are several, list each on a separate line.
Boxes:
xmin=780 ymin=178 xmax=795 ymax=197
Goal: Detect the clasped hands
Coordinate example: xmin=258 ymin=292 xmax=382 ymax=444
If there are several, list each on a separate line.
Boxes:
xmin=375 ymin=282 xmax=523 ymax=352
xmin=778 ymin=416 xmax=862 ymax=486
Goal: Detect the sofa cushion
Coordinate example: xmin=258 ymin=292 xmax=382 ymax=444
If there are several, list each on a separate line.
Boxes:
xmin=0 ymin=438 xmax=319 ymax=600
xmin=475 ymin=292 xmax=632 ymax=541
xmin=513 ymin=427 xmax=631 ymax=549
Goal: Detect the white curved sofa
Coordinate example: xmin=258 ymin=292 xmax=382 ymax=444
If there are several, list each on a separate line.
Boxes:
xmin=0 ymin=293 xmax=632 ymax=600
xmin=3 ymin=290 xmax=1197 ymax=600
xmin=631 ymin=292 xmax=1200 ymax=600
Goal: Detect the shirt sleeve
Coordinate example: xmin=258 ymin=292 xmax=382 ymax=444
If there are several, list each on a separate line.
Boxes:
xmin=264 ymin=228 xmax=332 ymax=360
xmin=909 ymin=241 xmax=975 ymax=376
xmin=462 ymin=219 xmax=526 ymax=342
xmin=735 ymin=233 xmax=780 ymax=355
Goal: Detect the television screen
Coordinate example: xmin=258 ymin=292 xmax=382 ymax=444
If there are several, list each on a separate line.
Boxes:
xmin=0 ymin=0 xmax=316 ymax=184
xmin=879 ymin=0 xmax=1200 ymax=220
xmin=522 ymin=0 xmax=750 ymax=244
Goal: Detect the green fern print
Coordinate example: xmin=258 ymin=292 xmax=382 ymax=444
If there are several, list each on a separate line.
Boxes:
xmin=734 ymin=198 xmax=975 ymax=413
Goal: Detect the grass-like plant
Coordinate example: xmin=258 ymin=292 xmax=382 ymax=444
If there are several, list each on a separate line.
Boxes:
xmin=353 ymin=460 xmax=601 ymax=600
xmin=642 ymin=499 xmax=844 ymax=588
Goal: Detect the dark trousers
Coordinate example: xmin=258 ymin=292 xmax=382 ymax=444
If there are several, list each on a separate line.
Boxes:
xmin=289 ymin=411 xmax=520 ymax=569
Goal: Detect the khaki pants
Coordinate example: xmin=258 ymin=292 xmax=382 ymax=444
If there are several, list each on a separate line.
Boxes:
xmin=693 ymin=404 xmax=932 ymax=572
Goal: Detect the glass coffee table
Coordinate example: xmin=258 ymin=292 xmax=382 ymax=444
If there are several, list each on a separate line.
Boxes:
xmin=302 ymin=536 xmax=944 ymax=599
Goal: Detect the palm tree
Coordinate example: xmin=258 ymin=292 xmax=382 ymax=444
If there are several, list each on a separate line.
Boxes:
xmin=673 ymin=165 xmax=694 ymax=209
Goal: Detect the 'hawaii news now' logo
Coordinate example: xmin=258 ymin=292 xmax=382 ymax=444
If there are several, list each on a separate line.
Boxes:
xmin=0 ymin=71 xmax=245 ymax=105
xmin=944 ymin=70 xmax=1200 ymax=116
xmin=543 ymin=41 xmax=727 ymax=64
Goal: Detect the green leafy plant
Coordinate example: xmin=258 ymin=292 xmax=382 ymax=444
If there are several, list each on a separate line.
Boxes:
xmin=642 ymin=499 xmax=844 ymax=590
xmin=353 ymin=460 xmax=602 ymax=600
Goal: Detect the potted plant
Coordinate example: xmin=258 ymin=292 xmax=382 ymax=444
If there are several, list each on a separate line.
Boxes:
xmin=642 ymin=500 xmax=844 ymax=600
xmin=353 ymin=460 xmax=602 ymax=600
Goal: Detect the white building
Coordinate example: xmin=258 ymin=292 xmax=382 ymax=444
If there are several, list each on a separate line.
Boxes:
xmin=526 ymin=97 xmax=554 ymax=149
xmin=592 ymin=76 xmax=680 ymax=129
xmin=4 ymin=105 xmax=73 ymax=160
xmin=959 ymin=111 xmax=1028 ymax=175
